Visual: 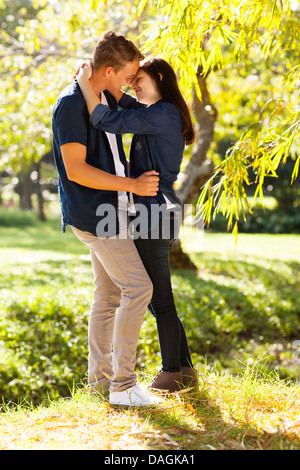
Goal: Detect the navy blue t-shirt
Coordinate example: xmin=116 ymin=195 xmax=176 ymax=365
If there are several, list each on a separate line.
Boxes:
xmin=52 ymin=81 xmax=128 ymax=236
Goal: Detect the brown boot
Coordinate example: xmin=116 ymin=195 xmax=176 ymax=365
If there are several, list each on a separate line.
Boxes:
xmin=149 ymin=370 xmax=183 ymax=393
xmin=181 ymin=367 xmax=199 ymax=390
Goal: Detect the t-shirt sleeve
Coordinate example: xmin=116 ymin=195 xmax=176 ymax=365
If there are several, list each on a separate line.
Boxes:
xmin=54 ymin=94 xmax=88 ymax=147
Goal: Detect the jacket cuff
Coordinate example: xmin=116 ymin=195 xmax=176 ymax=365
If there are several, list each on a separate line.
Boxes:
xmin=89 ymin=104 xmax=108 ymax=127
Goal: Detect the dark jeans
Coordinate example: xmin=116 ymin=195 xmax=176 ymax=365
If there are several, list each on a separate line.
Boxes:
xmin=133 ymin=214 xmax=193 ymax=372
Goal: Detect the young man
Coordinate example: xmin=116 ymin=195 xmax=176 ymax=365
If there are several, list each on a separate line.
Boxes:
xmin=52 ymin=31 xmax=161 ymax=406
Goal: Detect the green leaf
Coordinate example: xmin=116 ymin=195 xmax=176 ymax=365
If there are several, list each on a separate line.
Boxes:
xmin=291 ymin=156 xmax=300 ymax=183
xmin=137 ymin=0 xmax=148 ymax=15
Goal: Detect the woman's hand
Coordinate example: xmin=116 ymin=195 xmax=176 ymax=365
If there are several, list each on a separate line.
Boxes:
xmin=73 ymin=62 xmax=87 ymax=78
xmin=73 ymin=62 xmax=100 ymax=114
xmin=74 ymin=62 xmax=93 ymax=87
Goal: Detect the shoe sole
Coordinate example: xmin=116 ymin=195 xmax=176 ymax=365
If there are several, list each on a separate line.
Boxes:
xmin=109 ymin=400 xmax=162 ymax=407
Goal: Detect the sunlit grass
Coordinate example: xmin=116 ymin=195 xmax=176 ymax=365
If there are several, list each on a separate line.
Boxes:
xmin=1 ymin=361 xmax=300 ymax=450
xmin=180 ymin=225 xmax=300 ymax=261
xmin=0 ymin=209 xmax=300 ymax=449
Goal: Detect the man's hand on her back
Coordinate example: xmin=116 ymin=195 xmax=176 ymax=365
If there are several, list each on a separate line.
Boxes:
xmin=132 ymin=170 xmax=160 ymax=196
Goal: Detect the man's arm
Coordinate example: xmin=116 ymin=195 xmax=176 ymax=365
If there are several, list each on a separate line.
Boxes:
xmin=61 ymin=142 xmax=159 ymax=196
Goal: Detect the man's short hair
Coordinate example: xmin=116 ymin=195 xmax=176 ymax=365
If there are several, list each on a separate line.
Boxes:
xmin=92 ymin=31 xmax=144 ymax=72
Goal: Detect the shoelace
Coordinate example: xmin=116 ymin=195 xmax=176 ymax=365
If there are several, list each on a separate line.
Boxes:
xmin=130 ymin=383 xmax=150 ymax=398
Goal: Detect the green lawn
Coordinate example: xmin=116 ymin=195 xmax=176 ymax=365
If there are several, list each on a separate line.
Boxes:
xmin=0 ymin=209 xmax=300 ymax=404
xmin=0 ymin=209 xmax=300 ymax=450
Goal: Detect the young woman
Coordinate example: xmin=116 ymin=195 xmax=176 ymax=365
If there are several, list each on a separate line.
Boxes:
xmin=76 ymin=58 xmax=198 ymax=393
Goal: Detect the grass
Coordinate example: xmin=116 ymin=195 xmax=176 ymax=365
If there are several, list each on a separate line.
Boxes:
xmin=1 ymin=365 xmax=300 ymax=450
xmin=0 ymin=207 xmax=300 ymax=450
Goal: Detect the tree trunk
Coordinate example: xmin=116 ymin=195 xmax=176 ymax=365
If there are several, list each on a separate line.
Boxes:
xmin=35 ymin=161 xmax=46 ymax=221
xmin=16 ymin=164 xmax=34 ymax=211
xmin=170 ymin=69 xmax=217 ymax=270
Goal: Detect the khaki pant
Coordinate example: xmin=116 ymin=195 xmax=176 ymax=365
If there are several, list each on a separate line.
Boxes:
xmin=71 ymin=224 xmax=152 ymax=392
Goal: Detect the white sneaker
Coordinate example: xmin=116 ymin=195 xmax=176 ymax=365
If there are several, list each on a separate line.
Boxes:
xmin=109 ymin=383 xmax=164 ymax=407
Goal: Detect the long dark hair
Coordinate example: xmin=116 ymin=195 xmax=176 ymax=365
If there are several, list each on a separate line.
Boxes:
xmin=139 ymin=58 xmax=195 ymax=145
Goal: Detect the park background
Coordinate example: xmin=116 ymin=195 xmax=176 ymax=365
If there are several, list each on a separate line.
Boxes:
xmin=0 ymin=0 xmax=300 ymax=450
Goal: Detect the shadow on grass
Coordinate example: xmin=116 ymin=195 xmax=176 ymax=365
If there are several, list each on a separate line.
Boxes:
xmin=170 ymin=262 xmax=300 ymax=345
xmin=133 ymin=386 xmax=300 ymax=450
xmin=1 ymin=218 xmax=300 ymax=410
xmin=159 ymin=256 xmax=300 ymax=380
